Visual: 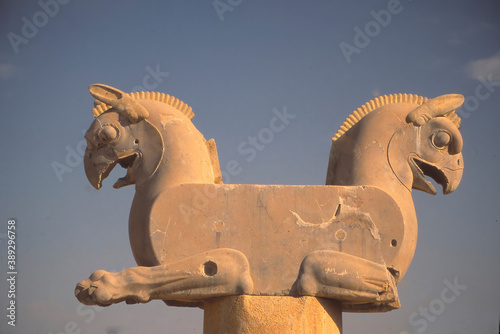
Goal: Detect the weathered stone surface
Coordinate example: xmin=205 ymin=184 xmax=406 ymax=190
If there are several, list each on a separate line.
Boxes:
xmin=145 ymin=184 xmax=402 ymax=308
xmin=203 ymin=296 xmax=342 ymax=334
xmin=74 ymin=85 xmax=465 ymax=331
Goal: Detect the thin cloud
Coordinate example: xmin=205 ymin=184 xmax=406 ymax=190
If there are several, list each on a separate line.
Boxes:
xmin=467 ymin=51 xmax=500 ymax=81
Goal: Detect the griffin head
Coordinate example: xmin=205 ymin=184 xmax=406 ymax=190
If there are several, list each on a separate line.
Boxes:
xmin=84 ymin=84 xmax=163 ymax=190
xmin=389 ymin=94 xmax=465 ymax=195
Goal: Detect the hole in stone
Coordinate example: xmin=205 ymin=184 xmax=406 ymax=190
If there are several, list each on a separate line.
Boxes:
xmin=391 ymin=239 xmax=397 ymax=247
xmin=134 ymin=139 xmax=139 ymax=144
xmin=203 ymin=261 xmax=217 ymax=276
xmin=213 ymin=220 xmax=224 ymax=232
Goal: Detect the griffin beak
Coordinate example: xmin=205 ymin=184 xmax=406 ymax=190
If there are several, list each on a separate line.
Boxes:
xmin=441 ymin=168 xmax=463 ymax=194
xmin=409 ymin=153 xmax=463 ymax=195
xmin=83 ymin=147 xmax=118 ymax=190
xmin=84 ymin=147 xmax=139 ymax=190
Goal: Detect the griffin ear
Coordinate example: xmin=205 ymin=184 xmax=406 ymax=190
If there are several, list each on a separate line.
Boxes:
xmin=89 ymin=84 xmax=149 ymax=123
xmin=89 ymin=84 xmax=126 ymax=104
xmin=406 ymin=94 xmax=464 ymax=126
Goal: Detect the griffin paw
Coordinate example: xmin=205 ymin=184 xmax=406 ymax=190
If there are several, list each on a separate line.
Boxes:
xmin=75 ymin=269 xmax=150 ymax=306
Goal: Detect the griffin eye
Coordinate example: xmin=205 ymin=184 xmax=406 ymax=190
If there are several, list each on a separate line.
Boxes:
xmin=431 ymin=131 xmax=451 ymax=149
xmin=98 ymin=125 xmax=118 ymax=143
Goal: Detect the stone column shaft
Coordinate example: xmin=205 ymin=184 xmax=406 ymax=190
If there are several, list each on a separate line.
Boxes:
xmin=203 ymin=295 xmax=342 ymax=334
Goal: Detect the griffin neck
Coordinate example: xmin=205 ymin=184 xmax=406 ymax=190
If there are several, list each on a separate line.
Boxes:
xmin=134 ymin=100 xmax=218 ymax=199
xmin=128 ymin=100 xmax=219 ymax=266
xmin=326 ymin=106 xmax=418 ymax=280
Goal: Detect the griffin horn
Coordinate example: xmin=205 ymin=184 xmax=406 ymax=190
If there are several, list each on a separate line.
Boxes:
xmin=89 ymin=84 xmax=149 ymax=123
xmin=406 ymin=94 xmax=464 ymax=126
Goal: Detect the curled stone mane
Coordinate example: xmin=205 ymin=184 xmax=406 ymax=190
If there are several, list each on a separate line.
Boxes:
xmin=91 ymin=91 xmax=195 ymax=120
xmin=333 ymin=94 xmax=461 ymax=142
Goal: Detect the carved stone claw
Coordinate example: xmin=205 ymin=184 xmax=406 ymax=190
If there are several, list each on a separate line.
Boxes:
xmin=296 ymin=250 xmax=398 ymax=305
xmin=75 ymin=268 xmax=151 ymax=306
xmin=75 ymin=248 xmax=254 ymax=306
xmin=75 ymin=269 xmax=106 ymax=306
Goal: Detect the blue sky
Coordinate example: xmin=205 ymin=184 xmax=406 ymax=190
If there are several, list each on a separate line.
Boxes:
xmin=1 ymin=1 xmax=499 ymax=333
